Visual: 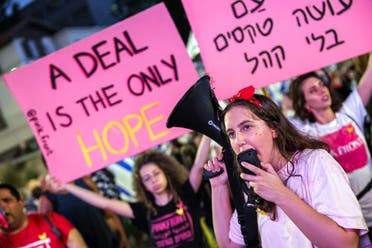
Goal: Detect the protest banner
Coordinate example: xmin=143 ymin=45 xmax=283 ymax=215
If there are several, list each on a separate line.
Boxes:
xmin=2 ymin=3 xmax=199 ymax=183
xmin=181 ymin=0 xmax=372 ymax=100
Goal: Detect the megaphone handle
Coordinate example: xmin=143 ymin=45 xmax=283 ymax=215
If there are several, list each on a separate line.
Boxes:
xmin=202 ymin=168 xmax=224 ymax=181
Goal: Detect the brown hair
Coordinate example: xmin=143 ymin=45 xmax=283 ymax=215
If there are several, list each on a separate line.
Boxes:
xmin=289 ymin=72 xmax=342 ymax=122
xmin=132 ymin=150 xmax=189 ymax=214
xmin=221 ymin=95 xmax=329 ymax=170
xmin=0 ymin=183 xmax=21 ymax=201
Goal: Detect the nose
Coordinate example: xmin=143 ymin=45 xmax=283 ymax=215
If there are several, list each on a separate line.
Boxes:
xmin=318 ymin=85 xmax=325 ymax=93
xmin=315 ymin=83 xmax=327 ymax=94
xmin=236 ymin=132 xmax=247 ymax=147
xmin=149 ymin=174 xmax=159 ymax=184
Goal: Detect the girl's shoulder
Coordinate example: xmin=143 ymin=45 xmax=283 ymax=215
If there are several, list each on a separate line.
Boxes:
xmin=292 ymin=149 xmax=346 ymax=179
xmin=292 ymin=149 xmax=334 ymax=172
xmin=293 ymin=148 xmax=328 ymax=161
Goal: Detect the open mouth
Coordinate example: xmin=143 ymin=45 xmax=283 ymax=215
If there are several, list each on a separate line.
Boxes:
xmin=239 ymin=145 xmax=252 ymax=153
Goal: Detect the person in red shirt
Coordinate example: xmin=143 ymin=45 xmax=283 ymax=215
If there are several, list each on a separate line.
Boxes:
xmin=0 ymin=183 xmax=87 ymax=248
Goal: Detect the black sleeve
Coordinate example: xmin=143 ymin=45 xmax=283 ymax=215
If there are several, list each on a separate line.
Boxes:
xmin=128 ymin=202 xmax=149 ymax=233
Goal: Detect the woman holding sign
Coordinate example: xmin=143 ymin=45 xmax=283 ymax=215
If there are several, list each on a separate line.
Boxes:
xmin=204 ymin=87 xmax=369 ymax=247
xmin=289 ymin=53 xmax=372 ymax=240
xmin=46 ymin=136 xmax=211 ymax=248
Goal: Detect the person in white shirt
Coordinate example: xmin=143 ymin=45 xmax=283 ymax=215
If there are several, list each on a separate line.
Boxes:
xmin=289 ymin=53 xmax=372 ymax=240
xmin=204 ymin=86 xmax=369 ymax=247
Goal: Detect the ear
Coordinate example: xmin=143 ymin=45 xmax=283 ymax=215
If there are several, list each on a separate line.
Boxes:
xmin=304 ymin=103 xmax=312 ymax=113
xmin=19 ymin=199 xmax=26 ymax=210
xmin=271 ymin=129 xmax=278 ymax=138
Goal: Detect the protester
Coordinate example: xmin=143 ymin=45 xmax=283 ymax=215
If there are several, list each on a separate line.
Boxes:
xmin=204 ymin=86 xmax=370 ymax=247
xmin=289 ymin=53 xmax=372 ymax=239
xmin=0 ymin=182 xmax=87 ymax=248
xmin=46 ymin=135 xmax=211 ymax=248
xmin=40 ymin=176 xmax=125 ymax=248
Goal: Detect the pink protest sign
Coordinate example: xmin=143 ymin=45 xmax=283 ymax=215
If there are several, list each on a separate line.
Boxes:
xmin=2 ymin=3 xmax=198 ymax=183
xmin=181 ymin=0 xmax=372 ymax=100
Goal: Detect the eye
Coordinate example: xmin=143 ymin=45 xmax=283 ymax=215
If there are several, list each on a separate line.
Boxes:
xmin=2 ymin=198 xmax=12 ymax=204
xmin=227 ymin=131 xmax=235 ymax=139
xmin=142 ymin=175 xmax=151 ymax=183
xmin=153 ymin=171 xmax=161 ymax=177
xmin=308 ymin=87 xmax=316 ymax=94
xmin=242 ymin=124 xmax=251 ymax=132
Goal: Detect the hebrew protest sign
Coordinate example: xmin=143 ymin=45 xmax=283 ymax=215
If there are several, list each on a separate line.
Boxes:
xmin=181 ymin=0 xmax=372 ymax=100
xmin=3 ymin=3 xmax=199 ymax=183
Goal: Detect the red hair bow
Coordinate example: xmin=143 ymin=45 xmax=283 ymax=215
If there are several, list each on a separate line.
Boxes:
xmin=228 ymin=86 xmax=261 ymax=107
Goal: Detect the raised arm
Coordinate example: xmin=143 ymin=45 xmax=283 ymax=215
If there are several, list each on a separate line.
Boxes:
xmin=205 ymin=153 xmax=244 ymax=248
xmin=38 ymin=175 xmax=57 ymax=213
xmin=241 ymin=161 xmax=359 ymax=248
xmin=357 ymin=52 xmax=372 ymax=106
xmin=189 ymin=135 xmax=212 ymax=192
xmin=66 ymin=228 xmax=88 ymax=248
xmin=47 ymin=177 xmax=134 ymax=218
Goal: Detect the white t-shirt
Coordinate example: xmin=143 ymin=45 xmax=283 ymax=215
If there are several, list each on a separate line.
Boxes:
xmin=290 ymin=89 xmax=372 ymax=226
xmin=229 ymin=149 xmax=369 ymax=247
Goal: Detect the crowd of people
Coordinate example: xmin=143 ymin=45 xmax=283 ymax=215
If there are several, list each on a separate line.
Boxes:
xmin=1 ymin=52 xmax=372 ymax=247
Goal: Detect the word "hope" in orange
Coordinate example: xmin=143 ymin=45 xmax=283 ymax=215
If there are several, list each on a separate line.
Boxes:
xmin=76 ymin=101 xmax=169 ymax=167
